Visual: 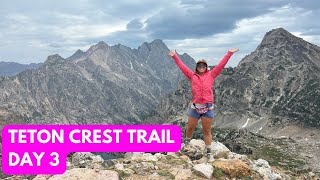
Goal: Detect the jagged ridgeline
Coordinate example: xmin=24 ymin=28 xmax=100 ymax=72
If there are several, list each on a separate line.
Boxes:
xmin=0 ymin=40 xmax=195 ymax=124
xmin=150 ymin=28 xmax=320 ymax=128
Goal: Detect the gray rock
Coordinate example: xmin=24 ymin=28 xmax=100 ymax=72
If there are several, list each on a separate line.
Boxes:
xmin=252 ymin=159 xmax=281 ymax=180
xmin=210 ymin=141 xmax=231 ymax=157
xmin=47 ymin=168 xmax=119 ymax=180
xmin=182 ymin=139 xmax=206 ymax=161
xmin=115 ymin=163 xmax=124 ymax=171
xmin=192 ymin=163 xmax=213 ymax=179
xmin=129 ymin=152 xmax=159 ymax=162
xmin=169 ymin=167 xmax=192 ymax=180
xmin=103 ymin=159 xmax=115 ymax=168
xmin=71 ymin=152 xmax=104 ymax=169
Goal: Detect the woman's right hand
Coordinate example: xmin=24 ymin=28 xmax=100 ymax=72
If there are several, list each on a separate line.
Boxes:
xmin=168 ymin=50 xmax=176 ymax=57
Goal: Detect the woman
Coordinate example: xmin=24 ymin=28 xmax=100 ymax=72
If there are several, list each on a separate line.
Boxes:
xmin=168 ymin=48 xmax=239 ymax=162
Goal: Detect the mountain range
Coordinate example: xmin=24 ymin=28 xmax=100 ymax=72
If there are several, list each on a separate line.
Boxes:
xmin=1 ymin=28 xmax=319 ymax=129
xmin=0 ymin=61 xmax=42 ymax=76
xmin=1 ymin=28 xmax=319 ymax=130
xmin=0 ymin=40 xmax=194 ymax=124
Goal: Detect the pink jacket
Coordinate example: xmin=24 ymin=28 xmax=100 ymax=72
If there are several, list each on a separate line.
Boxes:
xmin=172 ymin=51 xmax=234 ymax=104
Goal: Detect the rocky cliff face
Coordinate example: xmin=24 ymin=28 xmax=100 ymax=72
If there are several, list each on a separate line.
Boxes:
xmin=0 ymin=40 xmax=195 ymax=124
xmin=216 ymin=28 xmax=320 ymax=129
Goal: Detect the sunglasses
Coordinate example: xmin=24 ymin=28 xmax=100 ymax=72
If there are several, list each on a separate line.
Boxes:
xmin=197 ymin=64 xmax=207 ymax=68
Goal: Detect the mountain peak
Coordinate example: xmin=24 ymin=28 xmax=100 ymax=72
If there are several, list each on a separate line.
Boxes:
xmin=259 ymin=28 xmax=307 ymax=48
xmin=75 ymin=49 xmax=84 ymax=54
xmin=97 ymin=41 xmax=109 ymax=47
xmin=67 ymin=49 xmax=85 ymax=61
xmin=231 ymin=28 xmax=320 ymax=127
xmin=86 ymin=41 xmax=110 ymax=54
xmin=47 ymin=54 xmax=63 ymax=60
xmin=139 ymin=39 xmax=165 ymax=49
xmin=151 ymin=39 xmax=164 ymax=44
xmin=95 ymin=41 xmax=110 ymax=50
xmin=266 ymin=27 xmax=290 ymax=35
xmin=44 ymin=54 xmax=66 ymax=65
xmin=150 ymin=39 xmax=166 ymax=48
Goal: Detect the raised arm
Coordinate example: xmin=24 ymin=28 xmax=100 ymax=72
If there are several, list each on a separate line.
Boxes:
xmin=211 ymin=48 xmax=239 ymax=78
xmin=168 ymin=50 xmax=193 ymax=80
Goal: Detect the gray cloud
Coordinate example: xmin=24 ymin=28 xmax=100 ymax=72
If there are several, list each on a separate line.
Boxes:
xmin=0 ymin=0 xmax=319 ymax=64
xmin=290 ymin=1 xmax=320 ymax=10
xmin=145 ymin=0 xmax=289 ymax=39
xmin=127 ymin=19 xmax=144 ymax=30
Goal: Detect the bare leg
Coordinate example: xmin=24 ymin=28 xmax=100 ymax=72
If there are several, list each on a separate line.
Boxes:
xmin=185 ymin=116 xmax=199 ymax=139
xmin=201 ymin=117 xmax=213 ymax=145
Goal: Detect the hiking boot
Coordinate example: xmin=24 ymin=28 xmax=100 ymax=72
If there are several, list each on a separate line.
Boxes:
xmin=207 ymin=153 xmax=214 ymax=163
xmin=180 ymin=139 xmax=191 ymax=155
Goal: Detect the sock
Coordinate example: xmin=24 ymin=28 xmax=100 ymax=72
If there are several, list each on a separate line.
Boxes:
xmin=206 ymin=145 xmax=211 ymax=154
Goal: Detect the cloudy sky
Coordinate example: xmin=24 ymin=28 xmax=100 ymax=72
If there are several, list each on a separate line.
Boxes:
xmin=1 ymin=0 xmax=319 ymax=67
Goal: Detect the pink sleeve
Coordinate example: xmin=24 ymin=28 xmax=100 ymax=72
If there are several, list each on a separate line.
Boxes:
xmin=211 ymin=51 xmax=233 ymax=78
xmin=172 ymin=54 xmax=193 ymax=80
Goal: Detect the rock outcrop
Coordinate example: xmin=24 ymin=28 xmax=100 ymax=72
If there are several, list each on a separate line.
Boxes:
xmin=25 ymin=139 xmax=317 ymax=180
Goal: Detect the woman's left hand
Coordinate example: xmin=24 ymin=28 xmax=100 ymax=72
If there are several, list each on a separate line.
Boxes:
xmin=229 ymin=48 xmax=239 ymax=53
xmin=168 ymin=50 xmax=176 ymax=57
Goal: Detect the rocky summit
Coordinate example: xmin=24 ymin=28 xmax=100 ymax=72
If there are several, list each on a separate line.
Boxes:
xmin=3 ymin=139 xmax=316 ymax=180
xmin=215 ymin=28 xmax=320 ymax=129
xmin=0 ymin=40 xmax=194 ymax=124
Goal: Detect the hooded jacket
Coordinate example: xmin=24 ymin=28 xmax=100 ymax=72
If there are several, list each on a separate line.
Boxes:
xmin=171 ymin=51 xmax=234 ymax=104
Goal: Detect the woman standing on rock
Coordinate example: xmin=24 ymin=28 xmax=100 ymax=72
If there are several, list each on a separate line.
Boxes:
xmin=168 ymin=48 xmax=239 ymax=162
